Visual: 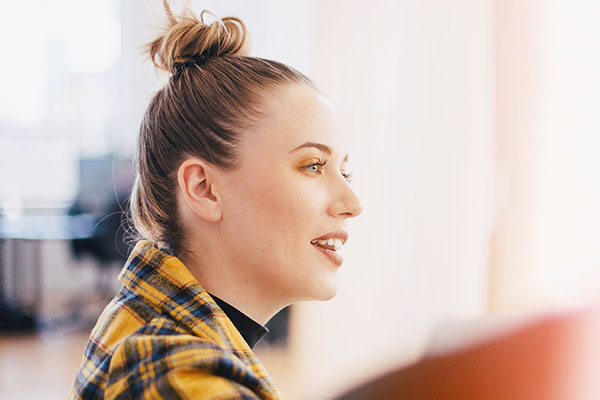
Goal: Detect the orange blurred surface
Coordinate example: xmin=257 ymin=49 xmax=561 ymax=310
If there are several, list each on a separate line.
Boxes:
xmin=336 ymin=305 xmax=600 ymax=399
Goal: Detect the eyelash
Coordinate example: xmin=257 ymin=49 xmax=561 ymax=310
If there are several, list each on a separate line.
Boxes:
xmin=303 ymin=159 xmax=354 ymax=183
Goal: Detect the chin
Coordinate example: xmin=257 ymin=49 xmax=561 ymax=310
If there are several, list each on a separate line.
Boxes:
xmin=292 ymin=256 xmax=340 ymax=301
xmin=311 ymin=280 xmax=339 ymax=301
xmin=289 ymin=284 xmax=337 ymax=303
xmin=319 ymin=290 xmax=337 ymax=301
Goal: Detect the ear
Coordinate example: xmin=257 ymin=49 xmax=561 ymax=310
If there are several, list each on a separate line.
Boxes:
xmin=177 ymin=158 xmax=222 ymax=223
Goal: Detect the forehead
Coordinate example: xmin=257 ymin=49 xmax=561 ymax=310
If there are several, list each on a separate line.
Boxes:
xmin=241 ymin=84 xmax=347 ymax=158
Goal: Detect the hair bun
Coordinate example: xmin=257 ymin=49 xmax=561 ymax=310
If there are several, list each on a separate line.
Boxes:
xmin=147 ymin=0 xmax=250 ymax=74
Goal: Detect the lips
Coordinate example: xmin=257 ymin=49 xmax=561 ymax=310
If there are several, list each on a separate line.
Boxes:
xmin=312 ymin=230 xmax=348 ymax=244
xmin=311 ymin=230 xmax=348 ymax=267
xmin=312 ymin=243 xmax=344 ymax=266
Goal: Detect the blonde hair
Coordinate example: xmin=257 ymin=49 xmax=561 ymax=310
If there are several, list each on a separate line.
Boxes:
xmin=128 ymin=0 xmax=315 ymax=258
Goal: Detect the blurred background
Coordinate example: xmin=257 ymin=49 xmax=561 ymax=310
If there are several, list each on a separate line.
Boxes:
xmin=1 ymin=0 xmax=600 ymax=399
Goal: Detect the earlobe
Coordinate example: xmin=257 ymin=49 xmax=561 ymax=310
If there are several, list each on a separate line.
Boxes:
xmin=177 ymin=159 xmax=222 ymax=222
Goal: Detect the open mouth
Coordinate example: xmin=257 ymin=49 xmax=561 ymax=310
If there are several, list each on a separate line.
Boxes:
xmin=310 ymin=238 xmax=343 ymax=252
xmin=312 ymin=242 xmax=335 ymax=251
xmin=310 ymin=239 xmax=344 ymax=266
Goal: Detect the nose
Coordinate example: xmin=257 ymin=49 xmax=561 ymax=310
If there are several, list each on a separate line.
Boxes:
xmin=328 ymin=177 xmax=363 ymax=219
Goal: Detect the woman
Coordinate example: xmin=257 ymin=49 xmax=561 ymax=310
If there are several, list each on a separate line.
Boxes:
xmin=71 ymin=1 xmax=362 ymax=399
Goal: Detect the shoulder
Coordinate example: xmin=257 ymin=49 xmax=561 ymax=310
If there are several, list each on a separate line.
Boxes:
xmin=104 ymin=334 xmax=268 ymax=399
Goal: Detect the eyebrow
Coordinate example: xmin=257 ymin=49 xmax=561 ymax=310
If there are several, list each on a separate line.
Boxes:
xmin=290 ymin=142 xmax=349 ymax=162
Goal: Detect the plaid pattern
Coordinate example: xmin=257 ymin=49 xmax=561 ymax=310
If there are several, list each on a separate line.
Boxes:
xmin=70 ymin=240 xmax=281 ymax=400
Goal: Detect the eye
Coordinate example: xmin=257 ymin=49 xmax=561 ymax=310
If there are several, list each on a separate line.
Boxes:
xmin=303 ymin=159 xmax=327 ymax=175
xmin=341 ymin=171 xmax=354 ymax=183
xmin=302 ymin=159 xmax=354 ymax=183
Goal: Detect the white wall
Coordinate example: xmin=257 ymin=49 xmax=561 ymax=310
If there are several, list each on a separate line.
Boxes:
xmin=491 ymin=0 xmax=600 ymax=311
xmin=290 ymin=1 xmax=494 ymax=398
xmin=537 ymin=0 xmax=600 ymax=304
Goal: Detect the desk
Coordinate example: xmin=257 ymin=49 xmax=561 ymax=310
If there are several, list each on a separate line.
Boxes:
xmin=0 ymin=214 xmax=95 ymax=314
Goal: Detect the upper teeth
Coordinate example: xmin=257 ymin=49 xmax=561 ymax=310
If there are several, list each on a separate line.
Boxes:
xmin=312 ymin=238 xmax=343 ymax=250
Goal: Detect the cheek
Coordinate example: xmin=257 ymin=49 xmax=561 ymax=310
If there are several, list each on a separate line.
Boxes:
xmin=230 ymin=170 xmax=323 ymax=247
xmin=253 ymin=174 xmax=312 ymax=230
xmin=223 ymin=170 xmax=338 ymax=299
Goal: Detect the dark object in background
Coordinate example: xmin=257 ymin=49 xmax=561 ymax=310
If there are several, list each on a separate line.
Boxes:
xmin=264 ymin=305 xmax=290 ymax=347
xmin=68 ymin=196 xmax=131 ymax=265
xmin=67 ymin=157 xmax=135 ymax=292
xmin=68 ymin=196 xmax=132 ymax=297
xmin=0 ymin=300 xmax=36 ymax=332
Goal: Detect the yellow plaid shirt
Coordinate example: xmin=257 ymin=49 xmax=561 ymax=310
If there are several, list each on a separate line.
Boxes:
xmin=70 ymin=240 xmax=281 ymax=399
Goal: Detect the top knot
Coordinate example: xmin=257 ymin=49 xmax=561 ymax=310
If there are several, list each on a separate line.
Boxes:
xmin=172 ymin=54 xmax=208 ymax=74
xmin=147 ymin=0 xmax=251 ymax=75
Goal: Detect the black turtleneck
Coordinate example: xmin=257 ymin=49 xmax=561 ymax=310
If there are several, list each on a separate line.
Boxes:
xmin=209 ymin=293 xmax=269 ymax=349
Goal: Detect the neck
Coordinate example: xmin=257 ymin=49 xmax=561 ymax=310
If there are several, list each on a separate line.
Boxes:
xmin=179 ymin=237 xmax=285 ymax=326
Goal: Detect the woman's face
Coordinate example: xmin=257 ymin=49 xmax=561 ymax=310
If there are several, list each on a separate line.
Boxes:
xmin=218 ymin=83 xmax=363 ymax=304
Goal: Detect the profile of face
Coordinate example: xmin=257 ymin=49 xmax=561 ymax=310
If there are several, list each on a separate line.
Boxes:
xmin=216 ymin=83 xmax=363 ymax=305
